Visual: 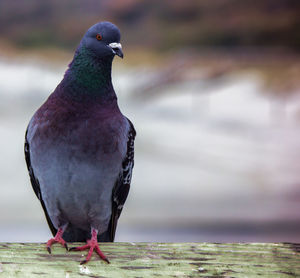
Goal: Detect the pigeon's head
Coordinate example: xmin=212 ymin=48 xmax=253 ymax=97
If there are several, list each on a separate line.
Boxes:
xmin=81 ymin=21 xmax=123 ymax=59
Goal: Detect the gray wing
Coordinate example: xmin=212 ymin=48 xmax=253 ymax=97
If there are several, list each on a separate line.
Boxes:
xmin=24 ymin=127 xmax=57 ymax=236
xmin=108 ymin=118 xmax=136 ymax=241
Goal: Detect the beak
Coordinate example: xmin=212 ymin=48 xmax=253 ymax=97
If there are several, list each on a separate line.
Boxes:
xmin=109 ymin=42 xmax=123 ymax=59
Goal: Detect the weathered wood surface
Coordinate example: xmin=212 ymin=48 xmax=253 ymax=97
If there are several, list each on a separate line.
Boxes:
xmin=0 ymin=242 xmax=299 ymax=277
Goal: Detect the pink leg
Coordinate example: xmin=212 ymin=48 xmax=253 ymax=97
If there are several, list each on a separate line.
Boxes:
xmin=69 ymin=229 xmax=110 ymax=264
xmin=46 ymin=227 xmax=68 ymax=254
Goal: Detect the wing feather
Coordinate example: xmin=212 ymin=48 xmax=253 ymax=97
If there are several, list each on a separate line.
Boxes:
xmin=108 ymin=118 xmax=136 ymax=241
xmin=24 ymin=128 xmax=57 ymax=236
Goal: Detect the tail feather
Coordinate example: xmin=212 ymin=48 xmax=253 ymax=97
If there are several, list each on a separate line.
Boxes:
xmin=62 ymin=226 xmax=112 ymax=242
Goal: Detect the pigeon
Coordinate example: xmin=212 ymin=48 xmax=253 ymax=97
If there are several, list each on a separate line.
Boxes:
xmin=24 ymin=21 xmax=136 ymax=264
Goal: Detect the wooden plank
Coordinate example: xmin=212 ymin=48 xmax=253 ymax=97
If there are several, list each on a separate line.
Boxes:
xmin=0 ymin=243 xmax=299 ymax=277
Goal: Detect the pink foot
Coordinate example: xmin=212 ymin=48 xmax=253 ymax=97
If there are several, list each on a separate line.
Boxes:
xmin=69 ymin=229 xmax=110 ymax=264
xmin=46 ymin=228 xmax=68 ymax=254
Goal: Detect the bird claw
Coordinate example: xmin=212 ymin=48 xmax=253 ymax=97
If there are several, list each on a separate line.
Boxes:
xmin=103 ymin=257 xmax=110 ymax=264
xmin=80 ymin=260 xmax=87 ymax=265
xmin=69 ymin=232 xmax=109 ymax=264
xmin=46 ymin=228 xmax=68 ymax=253
xmin=69 ymin=245 xmax=89 ymax=252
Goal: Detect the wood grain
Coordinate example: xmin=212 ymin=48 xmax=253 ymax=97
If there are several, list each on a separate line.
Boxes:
xmin=0 ymin=243 xmax=299 ymax=277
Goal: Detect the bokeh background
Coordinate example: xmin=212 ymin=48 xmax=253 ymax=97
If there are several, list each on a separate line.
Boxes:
xmin=0 ymin=0 xmax=300 ymax=242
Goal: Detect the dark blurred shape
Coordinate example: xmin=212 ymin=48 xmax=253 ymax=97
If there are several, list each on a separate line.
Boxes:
xmin=0 ymin=0 xmax=299 ymax=51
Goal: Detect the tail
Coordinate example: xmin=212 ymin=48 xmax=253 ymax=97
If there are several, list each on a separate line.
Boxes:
xmin=62 ymin=225 xmax=112 ymax=242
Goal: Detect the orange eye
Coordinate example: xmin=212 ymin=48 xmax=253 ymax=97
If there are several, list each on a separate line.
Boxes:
xmin=96 ymin=34 xmax=102 ymax=41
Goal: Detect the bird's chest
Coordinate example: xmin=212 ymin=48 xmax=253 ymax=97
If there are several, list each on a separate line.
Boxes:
xmin=35 ymin=108 xmax=125 ymax=159
xmin=29 ymin=107 xmax=128 ymax=189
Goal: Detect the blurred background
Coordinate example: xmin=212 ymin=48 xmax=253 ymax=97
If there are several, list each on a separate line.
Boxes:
xmin=0 ymin=0 xmax=300 ymax=243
